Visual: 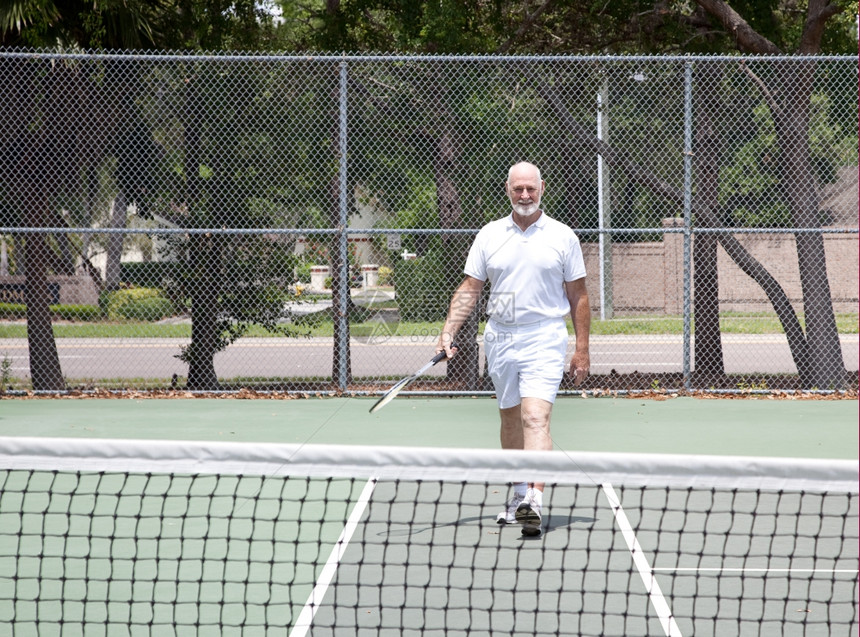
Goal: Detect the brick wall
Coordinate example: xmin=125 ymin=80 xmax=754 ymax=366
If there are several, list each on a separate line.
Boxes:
xmin=581 ymin=220 xmax=858 ymax=315
xmin=0 ymin=276 xmax=100 ymax=306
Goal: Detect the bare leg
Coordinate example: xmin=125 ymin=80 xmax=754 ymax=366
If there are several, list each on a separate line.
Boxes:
xmin=499 ymin=405 xmax=523 ymax=450
xmin=499 ymin=397 xmax=553 ymax=492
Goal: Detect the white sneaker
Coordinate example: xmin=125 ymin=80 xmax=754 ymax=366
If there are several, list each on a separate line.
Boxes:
xmin=516 ymin=490 xmax=542 ymax=536
xmin=496 ymin=493 xmax=525 ymax=524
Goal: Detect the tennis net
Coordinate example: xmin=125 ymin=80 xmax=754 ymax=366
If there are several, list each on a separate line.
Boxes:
xmin=0 ymin=436 xmax=857 ymax=636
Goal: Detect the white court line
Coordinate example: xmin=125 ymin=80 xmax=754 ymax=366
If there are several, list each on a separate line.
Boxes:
xmin=602 ymin=483 xmax=683 ymax=637
xmin=591 ymin=363 xmax=682 ymax=367
xmin=289 ymin=477 xmax=378 ymax=637
xmin=653 ymin=568 xmax=859 ymax=573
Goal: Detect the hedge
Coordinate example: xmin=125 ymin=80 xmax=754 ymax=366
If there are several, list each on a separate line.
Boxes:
xmin=100 ymin=287 xmax=175 ymax=321
xmin=116 ymin=296 xmax=175 ymax=321
xmin=395 ymin=252 xmax=455 ymax=322
xmin=0 ymin=302 xmax=103 ymax=321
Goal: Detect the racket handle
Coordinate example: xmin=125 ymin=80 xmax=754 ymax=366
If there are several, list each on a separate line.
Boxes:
xmin=433 ymin=343 xmax=458 ymax=364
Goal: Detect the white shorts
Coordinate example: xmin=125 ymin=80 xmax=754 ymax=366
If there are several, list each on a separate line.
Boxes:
xmin=484 ymin=317 xmax=568 ymax=409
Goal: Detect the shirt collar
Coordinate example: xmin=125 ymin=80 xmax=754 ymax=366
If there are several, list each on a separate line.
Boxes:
xmin=505 ymin=210 xmax=548 ymax=230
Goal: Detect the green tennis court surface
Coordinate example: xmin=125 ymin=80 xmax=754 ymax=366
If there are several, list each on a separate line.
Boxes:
xmin=0 ymin=396 xmax=856 ymax=458
xmin=0 ymin=396 xmax=857 ymax=635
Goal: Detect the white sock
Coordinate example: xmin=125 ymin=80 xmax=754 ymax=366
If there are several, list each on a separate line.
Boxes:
xmin=513 ymin=482 xmax=528 ymax=498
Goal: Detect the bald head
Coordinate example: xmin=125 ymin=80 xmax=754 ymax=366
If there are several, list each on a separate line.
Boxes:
xmin=507 ymin=162 xmax=541 ymax=184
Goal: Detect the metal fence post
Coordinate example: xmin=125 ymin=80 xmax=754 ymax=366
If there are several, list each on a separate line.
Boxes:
xmin=597 ymin=77 xmax=613 ymax=320
xmin=682 ymin=60 xmax=693 ymax=391
xmin=337 ymin=60 xmax=350 ymax=390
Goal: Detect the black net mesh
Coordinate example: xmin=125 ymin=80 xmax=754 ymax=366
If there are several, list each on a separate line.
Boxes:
xmin=1 ymin=438 xmax=857 ymax=635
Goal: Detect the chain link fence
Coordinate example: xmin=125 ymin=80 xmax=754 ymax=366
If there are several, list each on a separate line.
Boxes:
xmin=1 ymin=50 xmax=857 ymax=394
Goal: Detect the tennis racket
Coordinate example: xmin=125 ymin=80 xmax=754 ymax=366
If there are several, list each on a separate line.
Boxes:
xmin=369 ymin=346 xmax=455 ymax=414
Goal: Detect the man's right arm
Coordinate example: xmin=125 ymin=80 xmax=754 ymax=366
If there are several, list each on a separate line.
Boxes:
xmin=436 ymin=275 xmax=484 ymax=358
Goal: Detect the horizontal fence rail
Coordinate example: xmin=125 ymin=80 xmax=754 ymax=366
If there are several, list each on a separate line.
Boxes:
xmin=0 ymin=51 xmax=857 ymax=394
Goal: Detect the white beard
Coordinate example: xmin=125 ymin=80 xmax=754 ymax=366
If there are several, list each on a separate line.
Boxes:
xmin=513 ymin=201 xmax=539 ymax=216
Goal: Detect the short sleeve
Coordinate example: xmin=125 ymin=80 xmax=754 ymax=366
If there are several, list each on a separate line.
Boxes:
xmin=563 ymin=232 xmax=587 ymax=282
xmin=463 ymin=231 xmax=487 ymax=281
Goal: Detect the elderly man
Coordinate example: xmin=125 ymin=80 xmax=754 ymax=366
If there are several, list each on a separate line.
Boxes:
xmin=435 ymin=161 xmax=590 ymax=536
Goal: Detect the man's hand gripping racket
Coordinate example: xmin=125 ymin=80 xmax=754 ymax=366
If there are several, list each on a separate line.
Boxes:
xmin=369 ymin=344 xmax=457 ymax=414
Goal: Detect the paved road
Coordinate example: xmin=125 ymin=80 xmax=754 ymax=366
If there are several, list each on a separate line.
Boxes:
xmin=2 ymin=335 xmax=857 ymax=382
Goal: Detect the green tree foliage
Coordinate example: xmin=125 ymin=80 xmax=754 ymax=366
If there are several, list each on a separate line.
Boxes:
xmin=4 ymin=0 xmax=855 ymax=391
xmin=719 ymin=90 xmax=855 ymax=227
xmin=689 ymin=0 xmax=854 ymax=389
xmin=293 ymin=0 xmax=856 ymax=56
xmin=0 ymin=0 xmax=169 ymax=48
xmin=135 ymin=56 xmax=336 ymax=388
xmin=1 ymin=1 xmax=325 ymax=389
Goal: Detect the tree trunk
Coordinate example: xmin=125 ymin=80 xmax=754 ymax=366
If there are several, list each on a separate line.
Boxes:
xmin=186 ymin=232 xmax=221 ymax=390
xmin=535 ymin=67 xmax=846 ymax=389
xmin=22 ymin=160 xmax=65 ymax=391
xmin=424 ymin=66 xmax=480 ymax=388
xmin=79 ymin=164 xmax=99 ymax=284
xmin=794 ymin=232 xmax=845 ymax=387
xmin=0 ymin=236 xmax=8 ymax=276
xmin=50 ymin=213 xmax=77 ymax=276
xmin=104 ymin=191 xmax=128 ymax=292
xmin=183 ymin=76 xmax=220 ymax=390
xmin=775 ymin=59 xmax=846 ymax=388
xmin=691 ymin=62 xmax=726 ymax=383
xmin=433 ymin=132 xmax=479 ymax=388
xmin=24 ymin=233 xmax=64 ymax=390
xmin=692 ymin=2 xmax=848 ymax=389
xmin=717 ymin=232 xmax=809 ymax=371
xmin=20 ymin=62 xmax=65 ymax=391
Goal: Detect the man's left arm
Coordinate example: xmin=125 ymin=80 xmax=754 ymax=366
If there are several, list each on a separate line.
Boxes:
xmin=564 ymin=278 xmax=591 ymax=386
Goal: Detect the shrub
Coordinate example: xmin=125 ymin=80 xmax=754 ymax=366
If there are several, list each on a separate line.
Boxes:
xmin=101 ymin=287 xmax=173 ymax=321
xmin=52 ymin=305 xmax=103 ymax=321
xmin=295 ymin=262 xmax=312 ymax=284
xmin=0 ymin=303 xmax=102 ymax=321
xmin=117 ymin=296 xmax=175 ymax=321
xmin=0 ymin=303 xmax=26 ymax=319
xmin=378 ymin=265 xmax=393 ymax=286
xmin=395 ymin=253 xmax=454 ymax=322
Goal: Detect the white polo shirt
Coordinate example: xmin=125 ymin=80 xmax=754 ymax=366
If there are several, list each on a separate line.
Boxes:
xmin=464 ymin=211 xmax=586 ymax=325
